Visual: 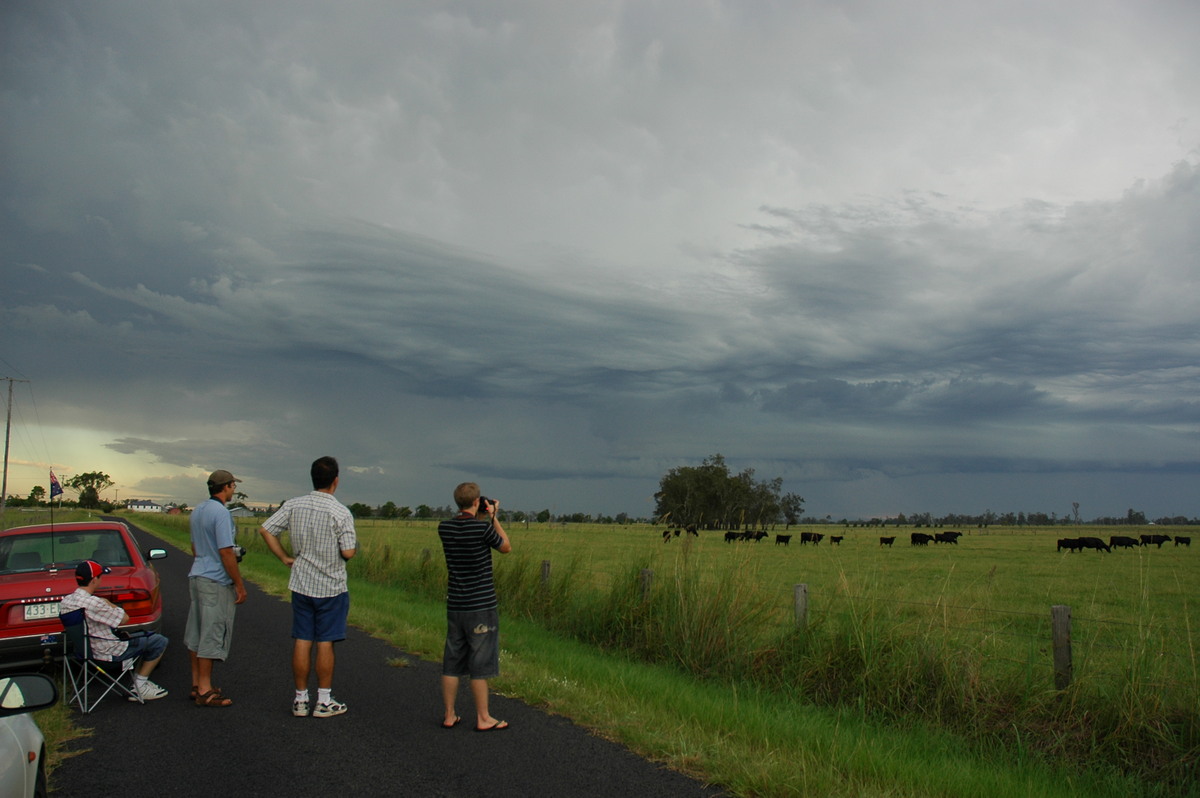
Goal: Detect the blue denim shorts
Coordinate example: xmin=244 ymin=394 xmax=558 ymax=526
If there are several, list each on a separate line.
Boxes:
xmin=291 ymin=591 xmax=349 ymax=643
xmin=118 ymin=632 xmax=168 ymax=663
xmin=442 ymin=609 xmax=500 ymax=680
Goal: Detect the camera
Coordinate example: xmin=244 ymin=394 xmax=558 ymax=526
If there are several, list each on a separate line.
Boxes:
xmin=232 ymin=544 xmax=246 ymax=562
xmin=477 ymin=496 xmax=494 ymax=515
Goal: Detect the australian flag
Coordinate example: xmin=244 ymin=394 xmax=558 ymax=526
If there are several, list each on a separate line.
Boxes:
xmin=49 ymin=470 xmax=63 ymax=499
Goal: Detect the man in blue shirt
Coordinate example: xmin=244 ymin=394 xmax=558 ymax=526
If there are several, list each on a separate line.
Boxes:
xmin=186 ymin=469 xmax=247 ymax=707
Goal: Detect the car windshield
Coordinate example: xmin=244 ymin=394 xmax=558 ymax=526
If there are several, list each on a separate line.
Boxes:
xmin=0 ymin=529 xmax=133 ymax=574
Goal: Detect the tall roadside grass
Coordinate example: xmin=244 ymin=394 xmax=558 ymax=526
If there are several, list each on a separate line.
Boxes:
xmin=130 ymin=514 xmax=1197 ymax=796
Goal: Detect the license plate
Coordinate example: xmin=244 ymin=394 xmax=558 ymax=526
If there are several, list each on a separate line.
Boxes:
xmin=23 ymin=602 xmax=60 ymax=621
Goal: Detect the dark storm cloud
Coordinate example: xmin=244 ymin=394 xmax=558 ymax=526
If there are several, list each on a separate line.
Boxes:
xmin=2 ymin=1 xmax=1198 ymax=518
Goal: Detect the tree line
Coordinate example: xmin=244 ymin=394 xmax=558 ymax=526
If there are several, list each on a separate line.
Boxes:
xmin=8 ymin=464 xmax=1196 ymax=528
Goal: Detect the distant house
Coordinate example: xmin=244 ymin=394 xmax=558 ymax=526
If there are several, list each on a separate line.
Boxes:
xmin=228 ymin=506 xmax=256 ymax=518
xmin=127 ymin=499 xmax=164 ymax=513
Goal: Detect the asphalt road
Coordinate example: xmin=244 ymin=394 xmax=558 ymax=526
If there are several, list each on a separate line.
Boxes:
xmin=51 ymin=519 xmax=727 ymax=797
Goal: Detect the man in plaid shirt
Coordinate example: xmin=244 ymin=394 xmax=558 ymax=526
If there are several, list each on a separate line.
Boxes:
xmin=259 ymin=456 xmax=357 ymax=718
xmin=59 ymin=559 xmax=170 ymax=701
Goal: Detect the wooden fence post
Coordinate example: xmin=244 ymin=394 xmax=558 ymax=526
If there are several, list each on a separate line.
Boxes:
xmin=794 ymin=583 xmax=808 ymax=629
xmin=1051 ymin=604 xmax=1072 ymax=690
xmin=640 ymin=568 xmax=653 ymax=601
xmin=541 ymin=559 xmax=551 ymax=586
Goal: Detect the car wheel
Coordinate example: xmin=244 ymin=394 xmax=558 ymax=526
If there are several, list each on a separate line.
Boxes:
xmin=34 ymin=746 xmax=48 ymax=798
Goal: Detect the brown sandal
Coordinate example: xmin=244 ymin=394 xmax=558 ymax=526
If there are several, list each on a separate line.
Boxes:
xmin=195 ymin=689 xmax=232 ymax=707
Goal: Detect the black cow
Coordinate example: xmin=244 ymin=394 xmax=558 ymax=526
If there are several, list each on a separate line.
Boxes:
xmin=910 ymin=532 xmax=934 ymax=546
xmin=662 ymin=528 xmax=672 ymax=543
xmin=686 ymin=525 xmax=699 ymax=537
xmin=800 ymin=532 xmax=824 ymax=545
xmin=724 ymin=530 xmax=741 ymax=543
xmin=775 ymin=534 xmax=792 ymax=546
xmin=1109 ymin=536 xmax=1139 ymax=550
xmin=879 ymin=536 xmax=895 ymax=547
xmin=1078 ymin=536 xmax=1110 ymax=553
xmin=934 ymin=531 xmax=961 ymax=544
xmin=1141 ymin=534 xmax=1172 ymax=548
xmin=1057 ymin=538 xmax=1083 ymax=553
xmin=829 ymin=535 xmax=844 ymax=545
xmin=1175 ymin=536 xmax=1191 ymax=547
xmin=749 ymin=531 xmax=769 ymax=542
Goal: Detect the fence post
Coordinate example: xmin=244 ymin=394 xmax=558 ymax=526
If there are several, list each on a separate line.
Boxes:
xmin=1051 ymin=604 xmax=1072 ymax=690
xmin=794 ymin=583 xmax=808 ymax=629
xmin=541 ymin=559 xmax=551 ymax=586
xmin=640 ymin=568 xmax=653 ymax=601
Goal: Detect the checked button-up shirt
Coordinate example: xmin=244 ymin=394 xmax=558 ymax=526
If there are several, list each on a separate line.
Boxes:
xmin=261 ymin=491 xmax=357 ymax=598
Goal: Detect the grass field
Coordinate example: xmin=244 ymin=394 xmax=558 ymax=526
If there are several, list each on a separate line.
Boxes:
xmin=228 ymin=516 xmax=1195 ymax=794
xmin=24 ymin=510 xmax=1197 ymax=797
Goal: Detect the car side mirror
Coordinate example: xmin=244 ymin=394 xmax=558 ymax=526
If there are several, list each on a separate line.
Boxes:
xmin=147 ymin=548 xmax=168 ymax=560
xmin=0 ymin=673 xmax=59 ymax=716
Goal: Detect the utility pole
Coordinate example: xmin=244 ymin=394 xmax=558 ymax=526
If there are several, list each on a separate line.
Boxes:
xmin=1 ymin=377 xmax=31 ymax=517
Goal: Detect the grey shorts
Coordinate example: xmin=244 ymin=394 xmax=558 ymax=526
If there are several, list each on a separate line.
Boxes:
xmin=184 ymin=577 xmax=237 ymax=661
xmin=442 ymin=609 xmax=500 ymax=680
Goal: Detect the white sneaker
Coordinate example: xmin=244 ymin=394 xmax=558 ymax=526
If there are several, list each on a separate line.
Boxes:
xmin=292 ymin=699 xmax=309 ymax=717
xmin=130 ymin=680 xmax=168 ymax=702
xmin=312 ymin=698 xmax=347 ymax=718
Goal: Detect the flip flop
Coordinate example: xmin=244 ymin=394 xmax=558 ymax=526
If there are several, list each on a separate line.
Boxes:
xmin=475 ymin=720 xmax=509 ymax=732
xmin=441 ymin=716 xmax=462 ymax=729
xmin=195 ymin=689 xmax=233 ymax=707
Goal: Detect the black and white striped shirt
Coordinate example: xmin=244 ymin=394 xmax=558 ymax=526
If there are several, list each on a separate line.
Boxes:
xmin=437 ymin=514 xmax=504 ymax=612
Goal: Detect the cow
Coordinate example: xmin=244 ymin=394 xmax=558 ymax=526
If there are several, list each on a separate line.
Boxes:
xmin=748 ymin=530 xmax=769 ymax=542
xmin=1175 ymin=536 xmax=1191 ymax=547
xmin=829 ymin=535 xmax=844 ymax=545
xmin=934 ymin=531 xmax=961 ymax=544
xmin=799 ymin=532 xmax=824 ymax=545
xmin=879 ymin=536 xmax=895 ymax=547
xmin=1141 ymin=534 xmax=1172 ymax=548
xmin=1057 ymin=538 xmax=1084 ymax=553
xmin=910 ymin=532 xmax=934 ymax=546
xmin=775 ymin=534 xmax=792 ymax=546
xmin=724 ymin=530 xmax=741 ymax=543
xmin=1077 ymin=536 xmax=1111 ymax=553
xmin=686 ymin=525 xmax=699 ymax=537
xmin=1109 ymin=536 xmax=1140 ymax=550
xmin=662 ymin=528 xmax=672 ymax=543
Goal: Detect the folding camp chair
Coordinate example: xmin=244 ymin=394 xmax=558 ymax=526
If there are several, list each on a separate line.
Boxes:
xmin=59 ymin=608 xmax=143 ymax=713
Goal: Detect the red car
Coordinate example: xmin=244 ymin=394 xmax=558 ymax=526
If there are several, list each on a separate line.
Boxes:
xmin=0 ymin=520 xmax=167 ymax=669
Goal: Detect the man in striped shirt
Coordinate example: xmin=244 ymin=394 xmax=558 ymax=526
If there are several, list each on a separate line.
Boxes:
xmin=259 ymin=456 xmax=357 ymax=718
xmin=437 ymin=482 xmax=512 ymax=732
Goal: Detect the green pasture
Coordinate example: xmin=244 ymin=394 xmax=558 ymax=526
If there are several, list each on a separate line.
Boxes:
xmin=120 ymin=515 xmax=1200 ymax=795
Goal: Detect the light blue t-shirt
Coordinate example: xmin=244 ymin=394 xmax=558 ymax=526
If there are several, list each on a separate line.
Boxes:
xmin=189 ymin=497 xmax=236 ymax=584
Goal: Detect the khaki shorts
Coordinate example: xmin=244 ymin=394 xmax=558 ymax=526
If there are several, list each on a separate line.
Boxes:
xmin=184 ymin=577 xmax=237 ymax=661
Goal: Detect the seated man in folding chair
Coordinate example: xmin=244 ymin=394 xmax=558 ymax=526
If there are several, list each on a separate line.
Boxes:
xmin=59 ymin=560 xmax=170 ymax=702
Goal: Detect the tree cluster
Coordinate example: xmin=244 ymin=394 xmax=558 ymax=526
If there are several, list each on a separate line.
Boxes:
xmin=653 ymin=453 xmax=803 ymax=530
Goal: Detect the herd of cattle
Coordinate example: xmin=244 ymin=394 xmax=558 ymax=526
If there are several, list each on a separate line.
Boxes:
xmin=1056 ymin=534 xmax=1191 ymax=553
xmin=659 ymin=528 xmax=1193 ymax=551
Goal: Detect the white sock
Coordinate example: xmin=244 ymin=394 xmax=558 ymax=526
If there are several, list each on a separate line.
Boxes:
xmin=134 ymin=674 xmax=147 ymax=687
xmin=317 ymin=688 xmax=332 ymax=703
xmin=295 ymin=690 xmax=309 ymax=702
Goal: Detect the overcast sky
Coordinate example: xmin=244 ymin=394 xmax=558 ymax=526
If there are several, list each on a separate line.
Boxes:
xmin=2 ymin=1 xmax=1198 ymax=521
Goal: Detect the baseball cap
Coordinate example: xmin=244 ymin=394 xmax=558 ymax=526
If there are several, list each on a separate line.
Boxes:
xmin=75 ymin=560 xmax=111 ymax=584
xmin=206 ymin=469 xmax=238 ymax=489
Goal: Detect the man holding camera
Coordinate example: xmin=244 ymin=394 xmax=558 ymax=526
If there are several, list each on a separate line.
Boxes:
xmin=438 ymin=482 xmax=512 ymax=731
xmin=259 ymin=456 xmax=357 ymax=718
xmin=186 ymin=469 xmax=247 ymax=708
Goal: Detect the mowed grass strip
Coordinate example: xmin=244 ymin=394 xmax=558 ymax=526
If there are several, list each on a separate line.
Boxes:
xmin=127 ymin=513 xmax=1193 ymax=796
